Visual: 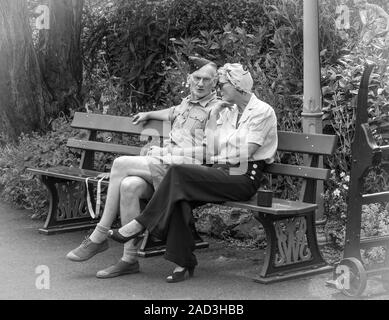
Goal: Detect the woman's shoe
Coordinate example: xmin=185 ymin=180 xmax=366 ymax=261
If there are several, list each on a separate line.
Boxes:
xmin=108 ymin=228 xmax=144 ymax=244
xmin=166 ymin=266 xmax=195 ymax=283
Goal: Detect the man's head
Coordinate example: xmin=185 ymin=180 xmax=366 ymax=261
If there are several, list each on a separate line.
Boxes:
xmin=187 ymin=56 xmax=218 ymax=100
xmin=217 ymin=63 xmax=253 ymax=103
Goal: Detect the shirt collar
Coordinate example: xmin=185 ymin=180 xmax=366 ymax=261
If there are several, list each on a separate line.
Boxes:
xmin=238 ymin=94 xmax=256 ymax=124
xmin=186 ymin=91 xmax=217 ymax=107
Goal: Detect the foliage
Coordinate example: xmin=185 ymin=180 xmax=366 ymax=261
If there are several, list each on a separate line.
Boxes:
xmin=323 ymin=170 xmax=389 ymax=264
xmin=320 ymin=0 xmax=389 ymax=259
xmin=323 ymin=170 xmax=351 ymax=248
xmin=4 ymin=0 xmax=389 ymax=262
xmin=82 ymin=0 xmax=344 ymax=118
xmin=0 ymin=117 xmax=81 ymax=216
xmin=321 ymin=37 xmax=389 ymax=173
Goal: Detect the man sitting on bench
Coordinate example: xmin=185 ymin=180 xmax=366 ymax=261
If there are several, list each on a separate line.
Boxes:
xmin=66 ymin=57 xmax=219 ymax=278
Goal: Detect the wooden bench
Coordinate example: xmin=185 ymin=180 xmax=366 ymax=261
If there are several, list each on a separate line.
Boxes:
xmin=225 ymin=131 xmax=337 ymax=283
xmin=28 ymin=111 xmax=337 ymax=282
xmin=27 ymin=111 xmax=209 ymax=256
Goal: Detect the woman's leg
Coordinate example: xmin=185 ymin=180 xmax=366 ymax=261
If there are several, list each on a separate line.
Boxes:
xmin=164 ymin=201 xmax=197 ymax=268
xmin=126 ymin=164 xmax=260 ymax=270
xmin=136 ymin=164 xmax=258 ymax=236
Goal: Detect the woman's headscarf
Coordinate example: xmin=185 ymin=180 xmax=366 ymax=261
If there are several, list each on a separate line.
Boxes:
xmin=218 ymin=63 xmax=253 ymax=94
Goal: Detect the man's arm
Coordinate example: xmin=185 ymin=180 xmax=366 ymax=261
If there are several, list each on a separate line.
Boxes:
xmin=132 ymin=108 xmax=171 ymax=124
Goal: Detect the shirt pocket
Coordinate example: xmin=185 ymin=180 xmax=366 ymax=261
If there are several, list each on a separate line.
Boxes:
xmin=172 ymin=112 xmax=187 ymax=130
xmin=185 ymin=108 xmax=208 ymax=134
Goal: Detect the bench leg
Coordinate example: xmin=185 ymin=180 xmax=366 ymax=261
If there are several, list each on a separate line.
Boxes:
xmin=39 ymin=176 xmax=98 ymax=235
xmin=253 ymin=212 xmax=332 ymax=283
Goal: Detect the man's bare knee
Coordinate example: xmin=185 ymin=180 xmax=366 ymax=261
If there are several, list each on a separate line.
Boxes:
xmin=120 ymin=177 xmax=152 ymax=199
xmin=112 ymin=156 xmax=132 ymax=172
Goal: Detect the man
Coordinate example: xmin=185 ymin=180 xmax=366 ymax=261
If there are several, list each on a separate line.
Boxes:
xmin=66 ymin=56 xmax=219 ymax=278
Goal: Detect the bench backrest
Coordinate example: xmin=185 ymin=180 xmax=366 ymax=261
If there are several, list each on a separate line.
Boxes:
xmin=68 ymin=112 xmax=171 ymax=168
xmin=265 ymin=131 xmax=337 ymax=180
xmin=69 ymin=112 xmax=338 ymax=203
xmin=264 ymin=131 xmax=337 ymax=203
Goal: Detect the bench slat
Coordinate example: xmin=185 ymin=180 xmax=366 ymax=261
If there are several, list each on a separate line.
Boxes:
xmin=277 ymin=131 xmax=337 ymax=155
xmin=264 ymin=163 xmax=330 ymax=180
xmin=67 ymin=139 xmax=142 ymax=156
xmin=27 ymin=167 xmax=110 ymax=185
xmin=71 ymin=112 xmax=170 ymax=138
xmin=224 ymin=197 xmax=318 ymax=215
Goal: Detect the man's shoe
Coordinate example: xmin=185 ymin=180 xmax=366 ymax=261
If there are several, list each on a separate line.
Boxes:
xmin=66 ymin=238 xmax=109 ymax=262
xmin=96 ymin=260 xmax=140 ymax=278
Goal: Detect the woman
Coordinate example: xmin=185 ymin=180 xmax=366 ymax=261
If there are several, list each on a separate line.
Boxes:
xmin=109 ymin=63 xmax=278 ymax=282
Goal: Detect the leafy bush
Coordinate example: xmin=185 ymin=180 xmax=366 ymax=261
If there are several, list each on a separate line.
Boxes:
xmin=82 ymin=0 xmax=344 ymax=117
xmin=323 ymin=170 xmax=389 ymax=264
xmin=0 ymin=117 xmax=81 ymax=216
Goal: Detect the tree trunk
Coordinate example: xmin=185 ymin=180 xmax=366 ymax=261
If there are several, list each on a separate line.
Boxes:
xmin=0 ymin=0 xmax=51 ymax=141
xmin=38 ymin=0 xmax=84 ymax=114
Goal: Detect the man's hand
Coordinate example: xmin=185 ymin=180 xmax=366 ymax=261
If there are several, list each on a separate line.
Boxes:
xmin=97 ymin=172 xmax=110 ymax=179
xmin=132 ymin=112 xmax=149 ymax=125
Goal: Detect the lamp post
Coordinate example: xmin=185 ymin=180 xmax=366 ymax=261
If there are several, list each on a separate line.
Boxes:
xmin=303 ymin=0 xmax=326 ymax=244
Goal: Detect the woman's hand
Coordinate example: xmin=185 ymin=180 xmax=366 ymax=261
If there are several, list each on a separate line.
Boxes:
xmin=132 ymin=112 xmax=149 ymax=125
xmin=147 ymin=145 xmax=171 ymax=156
xmin=210 ymin=100 xmax=233 ymax=118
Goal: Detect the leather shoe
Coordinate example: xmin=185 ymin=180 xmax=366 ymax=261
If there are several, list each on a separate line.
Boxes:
xmin=66 ymin=238 xmax=108 ymax=262
xmin=96 ymin=260 xmax=140 ymax=278
xmin=108 ymin=228 xmax=144 ymax=244
xmin=166 ymin=266 xmax=195 ymax=283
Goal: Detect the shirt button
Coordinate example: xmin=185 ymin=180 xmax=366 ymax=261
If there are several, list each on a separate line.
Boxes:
xmin=253 ymin=164 xmax=258 ymax=169
xmin=251 ymin=170 xmax=256 ymax=175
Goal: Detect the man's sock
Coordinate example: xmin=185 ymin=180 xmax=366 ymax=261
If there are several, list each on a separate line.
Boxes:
xmin=118 ymin=220 xmax=143 ymax=237
xmin=89 ymin=223 xmax=110 ymax=243
xmin=121 ymin=240 xmax=139 ymax=264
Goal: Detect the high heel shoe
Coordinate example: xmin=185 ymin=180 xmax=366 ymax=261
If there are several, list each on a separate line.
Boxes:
xmin=166 ymin=266 xmax=195 ymax=283
xmin=108 ymin=228 xmax=144 ymax=244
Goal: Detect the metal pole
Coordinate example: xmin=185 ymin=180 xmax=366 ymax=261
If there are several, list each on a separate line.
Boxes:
xmin=303 ymin=0 xmax=326 ymax=244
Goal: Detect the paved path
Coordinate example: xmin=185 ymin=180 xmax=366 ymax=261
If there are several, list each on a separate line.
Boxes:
xmin=1 ymin=201 xmax=388 ymax=300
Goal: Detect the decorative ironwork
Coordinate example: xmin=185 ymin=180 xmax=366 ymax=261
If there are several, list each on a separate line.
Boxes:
xmin=56 ymin=181 xmax=90 ymax=221
xmin=274 ymin=216 xmax=312 ymax=266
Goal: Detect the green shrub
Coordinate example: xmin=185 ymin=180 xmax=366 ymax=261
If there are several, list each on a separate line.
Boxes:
xmin=0 ymin=116 xmax=81 ymax=217
xmin=82 ymin=0 xmax=343 ymax=117
xmin=323 ymin=170 xmax=389 ymax=264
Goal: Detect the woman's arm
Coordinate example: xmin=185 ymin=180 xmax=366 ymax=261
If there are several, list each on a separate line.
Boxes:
xmin=212 ymin=142 xmax=260 ymax=164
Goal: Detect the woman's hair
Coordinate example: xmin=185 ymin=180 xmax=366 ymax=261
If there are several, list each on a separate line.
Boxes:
xmin=218 ymin=63 xmax=253 ymax=94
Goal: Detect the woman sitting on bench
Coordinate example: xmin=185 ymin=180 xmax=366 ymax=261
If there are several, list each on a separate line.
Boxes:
xmin=108 ymin=63 xmax=278 ymax=283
